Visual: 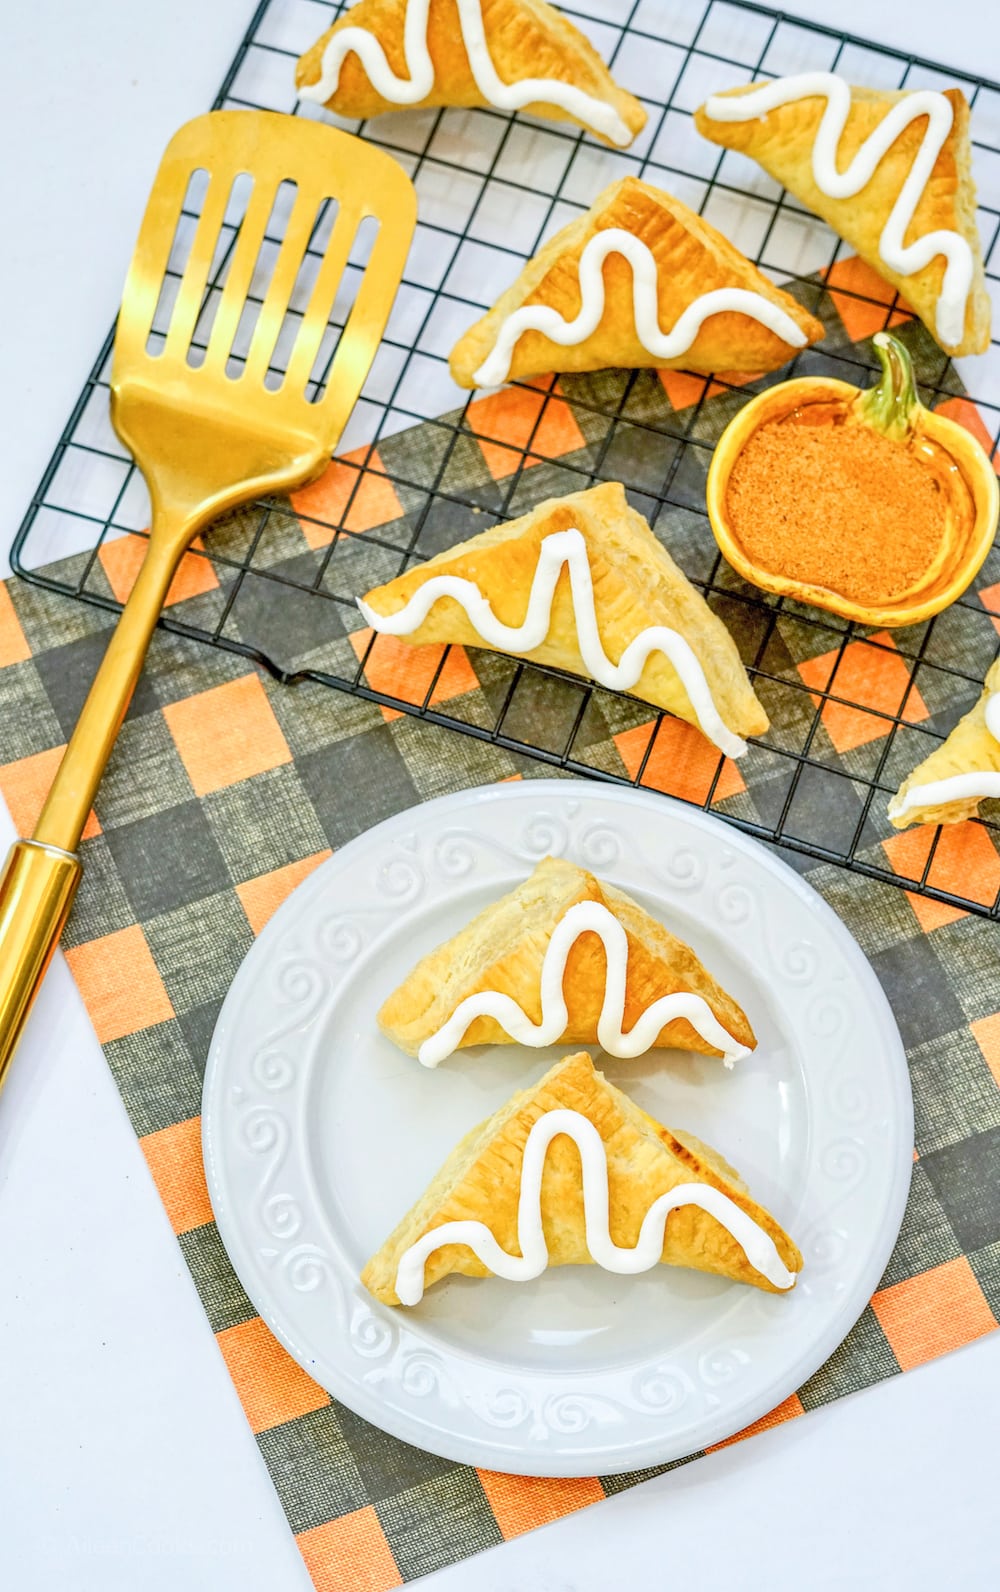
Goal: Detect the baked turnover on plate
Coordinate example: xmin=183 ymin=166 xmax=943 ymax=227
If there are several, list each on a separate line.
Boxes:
xmin=358 ymin=481 xmax=770 ymax=756
xmin=378 ymin=855 xmax=756 ymax=1066
xmin=295 ymin=0 xmax=646 ymax=148
xmin=362 ymin=1051 xmax=802 ymax=1305
xmin=450 ymin=175 xmax=824 ymax=387
xmin=889 ymin=655 xmax=1000 ymax=828
xmin=695 ymin=74 xmax=990 ymax=357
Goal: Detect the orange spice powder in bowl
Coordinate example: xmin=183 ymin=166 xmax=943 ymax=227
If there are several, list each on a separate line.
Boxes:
xmin=706 ymin=335 xmax=998 ymax=629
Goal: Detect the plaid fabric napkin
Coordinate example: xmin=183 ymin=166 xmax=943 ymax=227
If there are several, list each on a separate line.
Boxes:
xmin=2 ymin=290 xmax=999 ymax=1592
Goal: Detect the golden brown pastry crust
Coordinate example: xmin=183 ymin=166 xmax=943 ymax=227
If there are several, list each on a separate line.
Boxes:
xmin=449 ymin=175 xmax=824 ymax=385
xmin=295 ymin=0 xmax=647 ymax=147
xmin=889 ymin=656 xmax=1000 ymax=828
xmin=694 ymin=84 xmax=990 ymax=358
xmin=359 ymin=481 xmax=770 ymax=739
xmin=361 ymin=1050 xmax=802 ymax=1304
xmin=377 ymin=853 xmax=756 ymax=1057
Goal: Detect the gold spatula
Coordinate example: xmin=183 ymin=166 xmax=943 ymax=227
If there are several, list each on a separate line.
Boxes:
xmin=0 ymin=110 xmax=416 ymax=1087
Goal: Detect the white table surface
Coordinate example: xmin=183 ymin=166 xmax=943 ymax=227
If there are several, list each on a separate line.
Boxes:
xmin=1 ymin=2 xmax=997 ymax=1588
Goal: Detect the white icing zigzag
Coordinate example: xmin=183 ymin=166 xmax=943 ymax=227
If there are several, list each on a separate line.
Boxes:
xmin=890 ymin=692 xmax=1000 ymax=816
xmin=473 ymin=227 xmax=809 ymax=386
xmin=703 ymin=73 xmax=975 ymax=347
xmin=394 ymin=1107 xmax=796 ymax=1303
xmin=358 ymin=527 xmax=749 ymax=758
xmin=297 ymin=0 xmax=634 ymax=147
xmin=418 ymin=899 xmax=750 ymax=1066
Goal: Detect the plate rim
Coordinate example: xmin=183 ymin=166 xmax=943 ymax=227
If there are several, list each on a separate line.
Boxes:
xmin=202 ymin=778 xmax=913 ymax=1475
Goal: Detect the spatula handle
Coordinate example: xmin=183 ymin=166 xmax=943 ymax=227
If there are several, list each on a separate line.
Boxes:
xmin=0 ymin=840 xmax=82 ymax=1091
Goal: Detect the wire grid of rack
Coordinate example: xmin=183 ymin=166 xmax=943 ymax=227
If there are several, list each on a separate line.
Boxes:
xmin=11 ymin=0 xmax=1000 ymax=918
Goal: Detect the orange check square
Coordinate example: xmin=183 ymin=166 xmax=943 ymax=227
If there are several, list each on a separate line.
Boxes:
xmin=970 ymin=1012 xmax=1000 ymax=1088
xmin=659 ymin=370 xmax=722 ymax=409
xmin=0 ymin=582 xmax=30 ymax=668
xmin=216 ymin=1317 xmax=328 ymax=1434
xmin=0 ymin=744 xmax=100 ymax=840
xmin=291 ymin=446 xmax=403 ymax=549
xmin=297 ymin=1509 xmax=401 ymax=1592
xmin=615 ymin=716 xmax=745 ymax=805
xmin=477 ymin=1470 xmax=604 ymax=1539
xmin=65 ymin=924 xmax=173 ymax=1043
xmin=99 ymin=533 xmax=219 ymax=606
xmin=979 ymin=583 xmax=1000 ymax=636
xmin=882 ymin=821 xmax=1000 ymax=928
xmin=707 ymin=1392 xmax=804 ymax=1451
xmin=163 ymin=674 xmax=292 ymax=797
xmin=350 ymin=628 xmax=478 ymax=722
xmin=466 ymin=383 xmax=585 ymax=480
xmin=872 ymin=1256 xmax=996 ymax=1372
xmin=824 ymin=255 xmax=912 ymax=343
xmin=236 ymin=851 xmax=332 ymax=936
xmin=140 ymin=1116 xmax=213 ymax=1235
xmin=798 ymin=633 xmax=927 ymax=753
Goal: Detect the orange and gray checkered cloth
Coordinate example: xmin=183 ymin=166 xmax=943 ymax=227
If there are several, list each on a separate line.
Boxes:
xmin=2 ymin=283 xmax=999 ymax=1589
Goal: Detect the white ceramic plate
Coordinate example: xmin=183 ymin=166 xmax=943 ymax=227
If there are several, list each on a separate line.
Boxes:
xmin=202 ymin=780 xmax=912 ymax=1476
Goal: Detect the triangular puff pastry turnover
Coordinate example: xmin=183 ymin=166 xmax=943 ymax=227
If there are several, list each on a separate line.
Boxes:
xmin=695 ymin=76 xmax=990 ymax=357
xmin=450 ymin=175 xmax=824 ymax=386
xmin=294 ymin=0 xmax=646 ymax=148
xmin=889 ymin=657 xmax=1000 ymax=828
xmin=378 ymin=854 xmax=756 ymax=1064
xmin=362 ymin=1051 xmax=802 ymax=1305
xmin=358 ymin=481 xmax=769 ymax=755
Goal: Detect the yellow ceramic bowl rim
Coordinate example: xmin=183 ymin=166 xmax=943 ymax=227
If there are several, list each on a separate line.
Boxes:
xmin=706 ymin=375 xmax=1000 ymax=630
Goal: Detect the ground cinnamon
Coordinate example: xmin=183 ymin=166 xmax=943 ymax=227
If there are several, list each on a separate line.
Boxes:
xmin=724 ymin=401 xmax=970 ymax=606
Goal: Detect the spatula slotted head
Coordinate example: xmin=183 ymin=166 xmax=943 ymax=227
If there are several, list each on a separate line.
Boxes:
xmin=111 ymin=111 xmax=417 ymax=528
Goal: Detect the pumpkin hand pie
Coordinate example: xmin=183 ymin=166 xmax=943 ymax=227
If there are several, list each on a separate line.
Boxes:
xmin=450 ymin=175 xmax=823 ymax=387
xmin=694 ymin=74 xmax=990 ymax=357
xmin=295 ymin=0 xmax=646 ymax=148
xmin=362 ymin=1050 xmax=802 ymax=1305
xmin=357 ymin=480 xmax=769 ymax=755
xmin=889 ymin=656 xmax=1000 ymax=829
xmin=378 ymin=854 xmax=756 ymax=1066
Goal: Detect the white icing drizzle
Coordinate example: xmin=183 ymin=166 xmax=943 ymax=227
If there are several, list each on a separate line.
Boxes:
xmin=890 ymin=692 xmax=1000 ymax=816
xmin=394 ymin=1107 xmax=796 ymax=1303
xmin=418 ymin=899 xmax=750 ymax=1067
xmin=703 ymin=73 xmax=974 ymax=347
xmin=473 ymin=227 xmax=808 ymax=387
xmin=358 ymin=527 xmax=748 ymax=757
xmin=297 ymin=0 xmax=633 ymax=147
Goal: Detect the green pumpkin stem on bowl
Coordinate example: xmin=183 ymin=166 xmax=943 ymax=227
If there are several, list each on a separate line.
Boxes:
xmin=859 ymin=332 xmax=920 ymax=439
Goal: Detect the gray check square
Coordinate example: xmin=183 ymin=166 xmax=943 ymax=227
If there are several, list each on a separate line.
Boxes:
xmin=105 ymin=1019 xmax=204 ymax=1137
xmin=178 ymin=1224 xmax=257 ymax=1335
xmin=97 ymin=712 xmax=195 ymax=827
xmin=921 ymin=1128 xmax=1000 ymax=1254
xmin=869 ymin=938 xmax=968 ymax=1051
xmin=877 ymin=1163 xmax=962 ymax=1288
xmin=257 ymin=1407 xmax=367 ymax=1533
xmin=204 ymin=764 xmax=330 ymax=885
xmin=104 ymin=799 xmax=231 ymax=920
xmin=375 ymin=1470 xmax=503 ymax=1581
xmin=295 ymin=725 xmax=419 ymax=848
xmin=798 ymin=1305 xmax=899 ymax=1408
xmin=144 ymin=892 xmax=254 ymax=1016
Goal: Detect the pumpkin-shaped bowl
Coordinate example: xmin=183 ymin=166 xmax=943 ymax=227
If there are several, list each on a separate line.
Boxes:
xmin=706 ymin=335 xmax=999 ymax=629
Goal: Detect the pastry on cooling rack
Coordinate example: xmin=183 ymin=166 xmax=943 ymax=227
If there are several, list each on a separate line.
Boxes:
xmin=448 ymin=175 xmax=824 ymax=387
xmin=362 ymin=1050 xmax=802 ymax=1305
xmin=379 ymin=854 xmax=756 ymax=1066
xmin=888 ymin=656 xmax=1000 ymax=828
xmin=356 ymin=480 xmax=770 ymax=755
xmin=294 ymin=0 xmax=646 ymax=149
xmin=694 ymin=75 xmax=990 ymax=358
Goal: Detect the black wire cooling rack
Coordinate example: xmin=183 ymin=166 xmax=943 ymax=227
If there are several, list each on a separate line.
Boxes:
xmin=11 ymin=0 xmax=1000 ymax=919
